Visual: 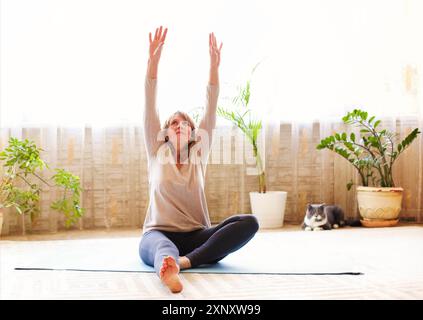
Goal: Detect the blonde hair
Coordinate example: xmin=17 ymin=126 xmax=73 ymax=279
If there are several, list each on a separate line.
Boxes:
xmin=163 ymin=111 xmax=197 ymax=151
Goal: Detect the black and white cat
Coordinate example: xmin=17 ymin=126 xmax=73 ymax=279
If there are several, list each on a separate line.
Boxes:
xmin=302 ymin=204 xmax=346 ymax=231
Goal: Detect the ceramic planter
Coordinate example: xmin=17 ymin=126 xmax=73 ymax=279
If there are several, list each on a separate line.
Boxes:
xmin=357 ymin=186 xmax=403 ymax=227
xmin=249 ymin=191 xmax=287 ymax=228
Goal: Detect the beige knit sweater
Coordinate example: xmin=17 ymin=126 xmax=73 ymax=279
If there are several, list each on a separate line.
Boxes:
xmin=142 ymin=77 xmax=219 ymax=233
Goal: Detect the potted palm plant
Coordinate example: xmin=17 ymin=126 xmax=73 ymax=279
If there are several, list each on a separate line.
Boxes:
xmin=0 ymin=137 xmax=84 ymax=235
xmin=217 ymin=66 xmax=287 ymax=228
xmin=317 ymin=109 xmax=420 ymax=227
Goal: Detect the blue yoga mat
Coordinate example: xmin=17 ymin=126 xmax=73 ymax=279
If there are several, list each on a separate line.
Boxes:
xmin=14 ymin=232 xmax=362 ymax=275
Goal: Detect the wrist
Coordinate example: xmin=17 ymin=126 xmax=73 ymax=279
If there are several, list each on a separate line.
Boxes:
xmin=148 ymin=58 xmax=160 ymax=66
xmin=147 ymin=61 xmax=159 ymax=79
xmin=210 ymin=64 xmax=219 ymax=71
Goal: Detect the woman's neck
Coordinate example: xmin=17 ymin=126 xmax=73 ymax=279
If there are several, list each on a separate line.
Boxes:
xmin=170 ymin=141 xmax=189 ymax=164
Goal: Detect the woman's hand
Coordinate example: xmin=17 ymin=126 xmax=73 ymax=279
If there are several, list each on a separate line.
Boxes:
xmin=147 ymin=26 xmax=167 ymax=79
xmin=149 ymin=26 xmax=168 ymax=64
xmin=209 ymin=32 xmax=222 ymax=85
xmin=209 ymin=32 xmax=222 ymax=69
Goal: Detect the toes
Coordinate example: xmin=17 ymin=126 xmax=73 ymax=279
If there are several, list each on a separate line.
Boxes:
xmin=165 ymin=256 xmax=174 ymax=264
xmin=161 ymin=256 xmax=179 ymax=275
xmin=160 ymin=257 xmax=174 ymax=277
xmin=163 ymin=257 xmax=172 ymax=266
xmin=167 ymin=259 xmax=176 ymax=267
xmin=164 ymin=256 xmax=177 ymax=268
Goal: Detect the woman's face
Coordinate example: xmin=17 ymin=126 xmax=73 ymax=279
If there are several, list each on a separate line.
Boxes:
xmin=167 ymin=114 xmax=192 ymax=148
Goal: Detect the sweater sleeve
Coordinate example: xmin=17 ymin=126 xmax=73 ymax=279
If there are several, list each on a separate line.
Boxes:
xmin=198 ymin=84 xmax=219 ymax=148
xmin=143 ymin=77 xmax=162 ymax=158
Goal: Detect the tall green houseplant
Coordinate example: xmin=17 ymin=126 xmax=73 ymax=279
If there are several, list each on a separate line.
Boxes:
xmin=217 ymin=65 xmax=266 ymax=193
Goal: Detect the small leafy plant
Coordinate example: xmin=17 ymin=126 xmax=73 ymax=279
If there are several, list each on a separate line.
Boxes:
xmin=51 ymin=169 xmax=84 ymax=228
xmin=0 ymin=137 xmax=84 ymax=228
xmin=0 ymin=138 xmax=46 ymax=221
xmin=317 ymin=109 xmax=421 ymax=189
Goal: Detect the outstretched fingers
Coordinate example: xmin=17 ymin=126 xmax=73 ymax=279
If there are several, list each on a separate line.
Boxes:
xmin=153 ymin=26 xmax=168 ymax=43
xmin=209 ymin=32 xmax=222 ymax=53
xmin=161 ymin=27 xmax=168 ymax=42
xmin=158 ymin=26 xmax=163 ymax=41
xmin=149 ymin=26 xmax=168 ymax=56
xmin=209 ymin=33 xmax=213 ymax=54
xmin=154 ymin=26 xmax=167 ymax=42
xmin=209 ymin=32 xmax=214 ymax=50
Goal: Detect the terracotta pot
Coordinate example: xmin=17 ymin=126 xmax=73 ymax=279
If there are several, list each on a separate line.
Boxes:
xmin=357 ymin=186 xmax=403 ymax=227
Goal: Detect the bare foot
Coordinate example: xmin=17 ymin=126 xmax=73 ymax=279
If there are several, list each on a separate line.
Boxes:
xmin=159 ymin=256 xmax=183 ymax=293
xmin=178 ymin=256 xmax=192 ymax=270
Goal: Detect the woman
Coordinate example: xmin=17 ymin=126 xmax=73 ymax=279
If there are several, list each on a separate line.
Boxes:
xmin=139 ymin=26 xmax=259 ymax=293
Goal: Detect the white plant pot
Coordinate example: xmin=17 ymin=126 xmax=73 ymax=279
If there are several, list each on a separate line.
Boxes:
xmin=357 ymin=186 xmax=403 ymax=227
xmin=249 ymin=191 xmax=287 ymax=229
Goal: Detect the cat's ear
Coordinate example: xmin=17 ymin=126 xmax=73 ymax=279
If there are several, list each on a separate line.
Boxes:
xmin=307 ymin=204 xmax=312 ymax=211
xmin=320 ymin=203 xmax=326 ymax=209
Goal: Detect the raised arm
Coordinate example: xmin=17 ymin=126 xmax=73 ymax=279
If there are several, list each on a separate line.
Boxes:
xmin=199 ymin=32 xmax=222 ymax=147
xmin=147 ymin=26 xmax=167 ymax=79
xmin=208 ymin=32 xmax=222 ymax=85
xmin=144 ymin=26 xmax=168 ymax=158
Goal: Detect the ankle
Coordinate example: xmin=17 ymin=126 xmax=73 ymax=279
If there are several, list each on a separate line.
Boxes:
xmin=178 ymin=256 xmax=192 ymax=269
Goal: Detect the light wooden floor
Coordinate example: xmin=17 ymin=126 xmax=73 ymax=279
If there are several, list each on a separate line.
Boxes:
xmin=1 ymin=224 xmax=423 ymax=300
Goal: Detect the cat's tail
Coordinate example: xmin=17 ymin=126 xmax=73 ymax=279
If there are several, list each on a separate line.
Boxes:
xmin=344 ymin=219 xmax=362 ymax=227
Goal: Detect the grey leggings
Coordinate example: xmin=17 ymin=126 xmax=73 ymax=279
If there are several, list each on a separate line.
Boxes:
xmin=139 ymin=214 xmax=259 ymax=276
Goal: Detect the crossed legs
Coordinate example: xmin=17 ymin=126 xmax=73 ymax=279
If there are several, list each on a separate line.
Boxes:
xmin=139 ymin=214 xmax=259 ymax=293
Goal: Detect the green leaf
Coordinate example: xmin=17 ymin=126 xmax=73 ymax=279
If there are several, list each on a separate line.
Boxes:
xmin=374 ymin=120 xmax=381 ymax=128
xmin=344 ymin=142 xmax=354 ymax=151
xmin=316 ymin=144 xmax=325 ymax=150
xmin=334 ymin=146 xmax=350 ymax=159
xmin=398 ymin=128 xmax=420 ymax=152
